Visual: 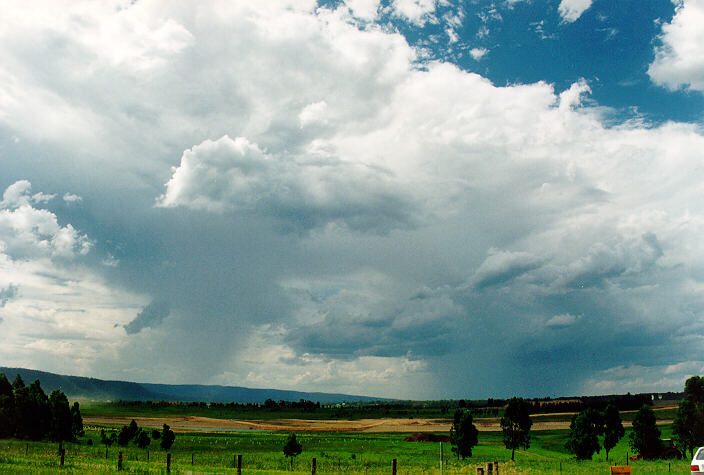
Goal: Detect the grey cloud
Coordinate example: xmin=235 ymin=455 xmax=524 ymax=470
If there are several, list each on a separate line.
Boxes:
xmin=124 ymin=301 xmax=171 ymax=335
xmin=471 ymin=249 xmax=545 ymax=289
xmin=642 ymin=232 xmax=664 ymax=259
xmin=285 ymin=286 xmax=463 ymax=358
xmin=545 ymin=313 xmax=581 ymax=328
xmin=286 ymin=312 xmax=458 ymax=358
xmin=556 ymin=235 xmax=664 ymax=290
xmin=0 ymin=284 xmax=18 ymax=307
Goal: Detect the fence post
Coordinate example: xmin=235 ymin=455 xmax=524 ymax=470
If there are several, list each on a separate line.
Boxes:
xmin=392 ymin=458 xmax=397 ymax=475
xmin=192 ymin=453 xmax=194 ymax=465
xmin=440 ymin=441 xmax=443 ymax=474
xmin=147 ymin=449 xmax=149 ymax=462
xmin=166 ymin=453 xmax=171 ymax=473
xmin=312 ymin=457 xmax=317 ymax=474
xmin=494 ymin=460 xmax=499 ymax=474
xmin=626 ymin=452 xmax=629 ymax=466
xmin=118 ymin=451 xmax=123 ymax=471
xmin=237 ymin=454 xmax=242 ymax=475
xmin=60 ymin=448 xmax=65 ymax=467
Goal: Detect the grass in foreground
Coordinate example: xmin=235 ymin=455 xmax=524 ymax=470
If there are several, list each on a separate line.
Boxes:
xmin=0 ymin=426 xmax=691 ymax=473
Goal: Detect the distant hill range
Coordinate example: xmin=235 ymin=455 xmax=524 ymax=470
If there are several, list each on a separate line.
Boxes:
xmin=0 ymin=367 xmax=387 ymax=404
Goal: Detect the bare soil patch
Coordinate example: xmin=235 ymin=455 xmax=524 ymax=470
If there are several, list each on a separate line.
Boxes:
xmin=404 ymin=433 xmax=452 ymax=442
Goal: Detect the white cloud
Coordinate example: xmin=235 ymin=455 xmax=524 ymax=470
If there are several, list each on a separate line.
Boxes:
xmin=545 ymin=313 xmax=581 ymax=327
xmin=558 ymin=79 xmax=591 ymax=111
xmin=0 ymin=255 xmax=147 ymax=376
xmin=345 ymin=0 xmax=381 ymax=21
xmin=158 ymin=135 xmax=420 ymax=232
xmin=391 ymin=0 xmax=437 ymax=26
xmin=298 ymin=101 xmax=329 ymax=128
xmin=63 ymin=193 xmax=82 ymax=203
xmin=0 ymin=182 xmax=146 ymax=377
xmin=230 ymin=324 xmax=430 ymax=398
xmin=558 ymin=0 xmax=593 ymax=23
xmin=469 ymin=47 xmax=488 ymax=60
xmin=1 ymin=181 xmax=33 ymax=208
xmin=583 ymin=362 xmax=704 ymax=395
xmin=648 ymin=0 xmax=704 ymax=92
xmin=0 ymin=181 xmax=90 ymax=258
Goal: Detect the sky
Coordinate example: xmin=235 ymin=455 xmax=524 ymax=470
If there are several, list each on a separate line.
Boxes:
xmin=0 ymin=0 xmax=703 ymax=400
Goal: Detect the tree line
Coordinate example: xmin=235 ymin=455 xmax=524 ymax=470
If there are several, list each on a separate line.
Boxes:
xmin=527 ymin=393 xmax=651 ymax=414
xmin=111 ymin=393 xmax=651 ymax=417
xmin=0 ymin=373 xmax=83 ymax=442
xmin=97 ymin=420 xmax=175 ymax=457
xmin=449 ymin=396 xmax=656 ymax=462
xmin=114 ymin=398 xmax=322 ymax=411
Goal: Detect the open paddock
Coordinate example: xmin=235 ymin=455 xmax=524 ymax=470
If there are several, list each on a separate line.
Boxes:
xmin=0 ymin=425 xmax=692 ymax=473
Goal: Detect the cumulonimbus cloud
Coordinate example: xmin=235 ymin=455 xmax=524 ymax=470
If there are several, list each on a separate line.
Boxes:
xmin=0 ymin=0 xmax=703 ymax=397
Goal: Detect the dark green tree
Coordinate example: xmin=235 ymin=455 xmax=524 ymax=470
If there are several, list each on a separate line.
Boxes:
xmin=160 ymin=424 xmax=175 ymax=450
xmin=71 ymin=402 xmax=84 ymax=438
xmin=135 ymin=429 xmax=151 ymax=449
xmin=48 ymin=390 xmax=74 ymax=442
xmin=12 ymin=374 xmax=25 ymax=391
xmin=450 ymin=409 xmax=479 ymax=460
xmin=672 ymin=398 xmax=701 ymax=459
xmin=118 ymin=419 xmax=140 ymax=446
xmin=151 ymin=429 xmax=161 ymax=440
xmin=100 ymin=429 xmax=116 ymax=458
xmin=14 ymin=380 xmax=51 ymax=440
xmin=685 ymin=376 xmax=704 ymax=402
xmin=602 ymin=404 xmax=625 ymax=461
xmin=629 ymin=405 xmax=661 ymax=459
xmin=283 ymin=433 xmax=302 ymax=469
xmin=0 ymin=373 xmax=15 ymax=438
xmin=565 ymin=408 xmax=603 ymax=460
xmin=673 ymin=376 xmax=704 ymax=458
xmin=500 ymin=397 xmax=533 ymax=461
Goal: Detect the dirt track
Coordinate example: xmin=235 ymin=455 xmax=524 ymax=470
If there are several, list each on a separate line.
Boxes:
xmin=84 ymin=415 xmax=673 ymax=433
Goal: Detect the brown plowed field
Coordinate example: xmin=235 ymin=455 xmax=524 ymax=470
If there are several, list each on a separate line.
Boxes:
xmin=84 ymin=415 xmax=673 ymax=433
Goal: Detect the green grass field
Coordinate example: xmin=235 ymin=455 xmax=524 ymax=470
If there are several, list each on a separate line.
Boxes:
xmin=79 ymin=401 xmax=677 ymax=425
xmin=79 ymin=401 xmax=452 ymax=421
xmin=0 ymin=425 xmax=692 ymax=473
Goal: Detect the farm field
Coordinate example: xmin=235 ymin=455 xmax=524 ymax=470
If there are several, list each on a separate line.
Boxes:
xmin=81 ymin=413 xmax=676 ymax=433
xmin=79 ymin=400 xmax=678 ymax=430
xmin=0 ymin=425 xmax=692 ymax=473
xmin=79 ymin=401 xmax=454 ymax=421
xmin=79 ymin=400 xmax=678 ymax=434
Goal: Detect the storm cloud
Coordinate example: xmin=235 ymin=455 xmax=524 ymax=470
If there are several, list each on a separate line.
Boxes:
xmin=0 ymin=0 xmax=703 ymax=399
xmin=124 ymin=301 xmax=171 ymax=335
